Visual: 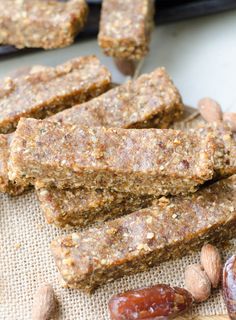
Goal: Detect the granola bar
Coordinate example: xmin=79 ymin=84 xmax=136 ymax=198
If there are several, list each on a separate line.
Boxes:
xmin=0 ymin=65 xmax=36 ymax=194
xmin=36 ymin=123 xmax=236 ymax=228
xmin=98 ymin=0 xmax=154 ymax=60
xmin=0 ymin=55 xmax=111 ymax=133
xmin=0 ymin=66 xmax=43 ymax=194
xmin=0 ymin=0 xmax=88 ymax=49
xmin=9 ymin=118 xmax=216 ymax=194
xmin=52 ymin=67 xmax=184 ymax=129
xmin=51 ymin=175 xmax=236 ymax=292
xmin=37 ymin=187 xmax=154 ymax=228
xmin=1 ymin=67 xmax=182 ymax=195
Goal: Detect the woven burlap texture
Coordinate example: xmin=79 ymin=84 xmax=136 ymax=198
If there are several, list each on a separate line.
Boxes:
xmin=1 ymin=109 xmax=234 ymax=319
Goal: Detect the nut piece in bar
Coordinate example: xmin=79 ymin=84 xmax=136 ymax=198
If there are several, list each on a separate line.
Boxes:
xmin=51 ymin=175 xmax=236 ymax=292
xmin=53 ymin=67 xmax=184 ymax=129
xmin=9 ymin=118 xmax=215 ymax=194
xmin=98 ymin=0 xmax=154 ymax=60
xmin=0 ymin=55 xmax=111 ymax=133
xmin=36 ymin=123 xmax=236 ymax=228
xmin=1 ymin=67 xmax=183 ymax=195
xmin=0 ymin=0 xmax=88 ymax=49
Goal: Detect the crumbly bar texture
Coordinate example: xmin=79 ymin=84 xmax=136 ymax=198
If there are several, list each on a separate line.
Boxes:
xmin=52 ymin=68 xmax=184 ymax=129
xmin=1 ymin=67 xmax=182 ymax=195
xmin=9 ymin=118 xmax=215 ymax=194
xmin=173 ymin=113 xmax=236 ymax=177
xmin=0 ymin=133 xmax=26 ymax=195
xmin=36 ymin=187 xmax=154 ymax=228
xmin=51 ymin=175 xmax=236 ymax=292
xmin=0 ymin=56 xmax=111 ymax=133
xmin=0 ymin=66 xmax=40 ymax=194
xmin=0 ymin=0 xmax=88 ymax=49
xmin=98 ymin=0 xmax=154 ymax=59
xmin=192 ymin=123 xmax=236 ymax=178
xmin=35 ymin=123 xmax=236 ymax=228
xmin=171 ymin=109 xmax=236 ymax=177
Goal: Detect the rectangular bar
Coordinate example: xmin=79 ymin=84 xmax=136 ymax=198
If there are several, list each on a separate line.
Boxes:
xmin=0 ymin=0 xmax=88 ymax=49
xmin=36 ymin=123 xmax=236 ymax=228
xmin=36 ymin=187 xmax=155 ymax=228
xmin=52 ymin=67 xmax=184 ymax=129
xmin=1 ymin=67 xmax=184 ymax=195
xmin=51 ymin=175 xmax=236 ymax=292
xmin=98 ymin=0 xmax=154 ymax=59
xmin=9 ymin=118 xmax=215 ymax=194
xmin=0 ymin=55 xmax=111 ymax=134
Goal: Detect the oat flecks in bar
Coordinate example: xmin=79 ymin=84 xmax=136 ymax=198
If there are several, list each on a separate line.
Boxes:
xmin=52 ymin=67 xmax=184 ymax=129
xmin=35 ymin=123 xmax=236 ymax=228
xmin=98 ymin=0 xmax=154 ymax=60
xmin=192 ymin=123 xmax=236 ymax=177
xmin=0 ymin=133 xmax=26 ymax=195
xmin=51 ymin=175 xmax=236 ymax=292
xmin=36 ymin=187 xmax=154 ymax=228
xmin=9 ymin=118 xmax=215 ymax=194
xmin=1 ymin=67 xmax=183 ymax=195
xmin=0 ymin=0 xmax=88 ymax=49
xmin=0 ymin=56 xmax=111 ymax=133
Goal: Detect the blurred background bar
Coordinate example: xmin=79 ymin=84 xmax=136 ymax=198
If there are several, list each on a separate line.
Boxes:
xmin=1 ymin=0 xmax=236 ymax=58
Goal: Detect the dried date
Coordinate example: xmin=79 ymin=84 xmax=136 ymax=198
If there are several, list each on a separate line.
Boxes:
xmin=108 ymin=284 xmax=193 ymax=320
xmin=223 ymin=255 xmax=236 ymax=320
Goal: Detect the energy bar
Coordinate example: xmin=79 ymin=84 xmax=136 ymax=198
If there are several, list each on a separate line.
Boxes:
xmin=0 ymin=55 xmax=111 ymax=134
xmin=51 ymin=175 xmax=236 ymax=292
xmin=9 ymin=119 xmax=216 ymax=194
xmin=0 ymin=0 xmax=88 ymax=49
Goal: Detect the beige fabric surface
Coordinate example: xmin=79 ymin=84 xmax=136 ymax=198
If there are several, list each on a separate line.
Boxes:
xmin=1 ymin=108 xmax=234 ymax=319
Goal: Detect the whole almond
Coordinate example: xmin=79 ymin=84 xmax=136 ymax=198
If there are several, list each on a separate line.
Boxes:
xmin=223 ymin=112 xmax=236 ymax=132
xmin=185 ymin=264 xmax=211 ymax=302
xmin=114 ymin=58 xmax=136 ymax=76
xmin=197 ymin=97 xmax=223 ymax=122
xmin=200 ymin=244 xmax=222 ymax=288
xmin=32 ymin=284 xmax=58 ymax=320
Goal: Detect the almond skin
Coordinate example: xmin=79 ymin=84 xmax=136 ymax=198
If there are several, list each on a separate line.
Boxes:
xmin=32 ymin=284 xmax=58 ymax=320
xmin=200 ymin=244 xmax=222 ymax=288
xmin=197 ymin=97 xmax=223 ymax=122
xmin=185 ymin=264 xmax=211 ymax=302
xmin=223 ymin=112 xmax=236 ymax=132
xmin=114 ymin=58 xmax=136 ymax=76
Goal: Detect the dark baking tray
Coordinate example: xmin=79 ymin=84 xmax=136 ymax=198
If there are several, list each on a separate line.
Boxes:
xmin=1 ymin=0 xmax=236 ymax=58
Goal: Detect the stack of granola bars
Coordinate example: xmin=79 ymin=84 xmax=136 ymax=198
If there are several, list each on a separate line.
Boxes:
xmin=0 ymin=54 xmax=235 ymax=294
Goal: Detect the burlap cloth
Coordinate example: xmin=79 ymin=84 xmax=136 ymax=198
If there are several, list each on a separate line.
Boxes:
xmin=1 ymin=107 xmax=235 ymax=319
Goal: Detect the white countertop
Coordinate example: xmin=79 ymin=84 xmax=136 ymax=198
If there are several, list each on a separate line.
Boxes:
xmin=0 ymin=9 xmax=236 ymax=112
